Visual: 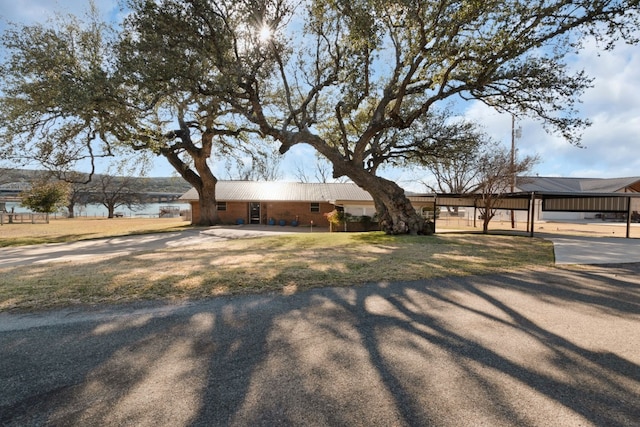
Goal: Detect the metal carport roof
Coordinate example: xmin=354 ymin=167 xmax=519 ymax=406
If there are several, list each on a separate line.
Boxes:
xmin=432 ymin=191 xmax=640 ymax=238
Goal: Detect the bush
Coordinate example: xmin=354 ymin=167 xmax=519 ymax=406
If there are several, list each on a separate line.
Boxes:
xmin=324 ymin=209 xmax=345 ymax=225
xmin=20 ymin=181 xmax=70 ymax=214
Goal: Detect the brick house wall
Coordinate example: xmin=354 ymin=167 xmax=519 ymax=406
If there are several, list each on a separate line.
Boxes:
xmin=190 ymin=200 xmax=335 ymax=227
xmin=258 ymin=201 xmax=335 ymax=227
xmin=216 ymin=202 xmax=249 ymax=224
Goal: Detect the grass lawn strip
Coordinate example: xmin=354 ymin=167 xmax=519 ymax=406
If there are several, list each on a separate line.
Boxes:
xmin=0 ymin=232 xmax=554 ymax=311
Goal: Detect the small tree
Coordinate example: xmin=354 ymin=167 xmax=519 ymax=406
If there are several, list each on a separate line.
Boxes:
xmin=475 ymin=145 xmax=537 ymax=233
xmin=88 ymin=173 xmax=146 ymax=218
xmin=414 ymin=121 xmax=489 ymax=216
xmin=324 ymin=209 xmax=345 ymax=232
xmin=45 ymin=171 xmax=93 ymax=219
xmin=65 ymin=181 xmax=93 ymax=219
xmin=20 ymin=180 xmax=70 ymax=215
xmin=420 ymin=140 xmax=484 ymax=192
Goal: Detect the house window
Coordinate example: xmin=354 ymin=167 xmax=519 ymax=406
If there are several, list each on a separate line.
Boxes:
xmin=310 ymin=202 xmax=320 ymax=213
xmin=216 ymin=202 xmax=227 ymax=211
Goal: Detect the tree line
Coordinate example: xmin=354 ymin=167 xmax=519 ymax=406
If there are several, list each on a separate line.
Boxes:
xmin=1 ymin=0 xmax=637 ymax=233
xmin=0 ymin=168 xmax=191 ymax=193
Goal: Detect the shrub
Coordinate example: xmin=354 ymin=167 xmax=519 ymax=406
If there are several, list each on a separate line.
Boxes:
xmin=324 ymin=209 xmax=345 ymax=225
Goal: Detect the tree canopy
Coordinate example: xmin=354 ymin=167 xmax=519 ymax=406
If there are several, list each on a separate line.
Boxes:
xmin=182 ymin=0 xmax=638 ymax=233
xmin=0 ymin=5 xmax=119 ymax=178
xmin=473 ymin=144 xmax=538 ymax=233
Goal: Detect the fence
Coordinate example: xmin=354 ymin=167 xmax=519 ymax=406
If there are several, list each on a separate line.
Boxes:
xmin=0 ymin=212 xmax=49 ymax=225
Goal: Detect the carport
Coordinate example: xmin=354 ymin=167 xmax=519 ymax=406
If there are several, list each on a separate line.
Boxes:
xmin=434 ymin=192 xmax=640 ymax=239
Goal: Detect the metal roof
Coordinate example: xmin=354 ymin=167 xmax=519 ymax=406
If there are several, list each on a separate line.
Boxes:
xmin=179 ymin=177 xmax=640 ymax=204
xmin=516 ymin=176 xmax=640 ymax=193
xmin=179 ymin=181 xmax=374 ymax=202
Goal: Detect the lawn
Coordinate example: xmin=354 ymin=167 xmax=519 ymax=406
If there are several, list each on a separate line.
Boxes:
xmin=0 ymin=222 xmax=555 ymax=311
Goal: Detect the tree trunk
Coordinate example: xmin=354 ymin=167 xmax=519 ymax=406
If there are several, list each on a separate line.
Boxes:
xmin=66 ymin=202 xmax=75 ymax=218
xmin=161 ymin=143 xmax=220 ymax=226
xmin=195 ymin=176 xmax=219 ymax=226
xmin=348 ymin=171 xmax=429 ymax=235
xmin=481 ymin=208 xmax=493 ymax=234
xmin=192 ymin=151 xmax=219 ymax=226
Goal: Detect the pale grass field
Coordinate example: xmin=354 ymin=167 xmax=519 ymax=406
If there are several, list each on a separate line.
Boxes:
xmin=0 ymin=224 xmax=555 ymax=311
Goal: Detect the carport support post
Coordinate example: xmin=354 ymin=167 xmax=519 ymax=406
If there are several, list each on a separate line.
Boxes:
xmin=626 ymin=196 xmax=631 ymax=239
xmin=473 ymin=202 xmax=477 ymax=228
xmin=432 ymin=199 xmax=437 ymax=233
xmin=529 ymin=192 xmax=535 ymax=238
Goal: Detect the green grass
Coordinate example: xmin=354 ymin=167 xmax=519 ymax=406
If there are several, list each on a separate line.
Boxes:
xmin=0 ymin=231 xmax=554 ymax=312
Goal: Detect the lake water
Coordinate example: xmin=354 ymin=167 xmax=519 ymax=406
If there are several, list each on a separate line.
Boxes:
xmin=1 ymin=200 xmax=191 ymax=218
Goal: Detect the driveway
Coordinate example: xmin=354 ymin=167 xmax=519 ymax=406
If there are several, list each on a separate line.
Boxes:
xmin=0 ymin=225 xmax=307 ymax=268
xmin=541 ymin=234 xmax=640 ymax=265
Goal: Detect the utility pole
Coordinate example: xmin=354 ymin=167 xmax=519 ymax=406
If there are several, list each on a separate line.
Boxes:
xmin=510 ymin=115 xmax=521 ymax=228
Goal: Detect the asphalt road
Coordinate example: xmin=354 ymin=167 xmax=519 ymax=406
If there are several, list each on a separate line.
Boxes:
xmin=2 ymin=263 xmax=640 ymax=426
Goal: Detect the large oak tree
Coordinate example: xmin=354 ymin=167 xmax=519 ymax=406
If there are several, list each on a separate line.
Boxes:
xmin=0 ymin=2 xmax=257 ymax=225
xmin=0 ymin=5 xmax=118 ymax=179
xmin=133 ymin=0 xmax=636 ymax=234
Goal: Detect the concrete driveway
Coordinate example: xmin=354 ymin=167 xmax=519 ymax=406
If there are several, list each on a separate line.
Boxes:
xmin=0 ymin=225 xmax=308 ymax=268
xmin=541 ymin=234 xmax=640 ymax=265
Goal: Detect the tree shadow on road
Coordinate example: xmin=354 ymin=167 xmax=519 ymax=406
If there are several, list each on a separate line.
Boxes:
xmin=319 ymin=266 xmax=640 ymax=426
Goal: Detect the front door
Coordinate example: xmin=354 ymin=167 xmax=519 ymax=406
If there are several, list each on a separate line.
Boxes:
xmin=250 ymin=202 xmax=261 ymax=224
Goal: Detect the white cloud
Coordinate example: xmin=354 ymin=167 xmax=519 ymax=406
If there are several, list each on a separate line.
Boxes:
xmin=462 ymin=35 xmax=640 ymax=180
xmin=0 ymin=0 xmax=52 ymax=23
xmin=575 ymin=39 xmax=640 ymax=114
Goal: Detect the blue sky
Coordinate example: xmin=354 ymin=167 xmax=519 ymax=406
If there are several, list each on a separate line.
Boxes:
xmin=1 ymin=0 xmax=639 ymax=190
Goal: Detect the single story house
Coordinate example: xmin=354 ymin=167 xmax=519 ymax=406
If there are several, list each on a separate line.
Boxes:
xmin=179 ymin=181 xmax=435 ymax=227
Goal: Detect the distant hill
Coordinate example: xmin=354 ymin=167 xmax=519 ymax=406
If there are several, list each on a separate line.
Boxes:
xmin=0 ymin=168 xmax=192 ymax=194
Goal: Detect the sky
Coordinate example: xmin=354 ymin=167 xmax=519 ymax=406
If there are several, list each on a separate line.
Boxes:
xmin=1 ymin=0 xmax=639 ymax=191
